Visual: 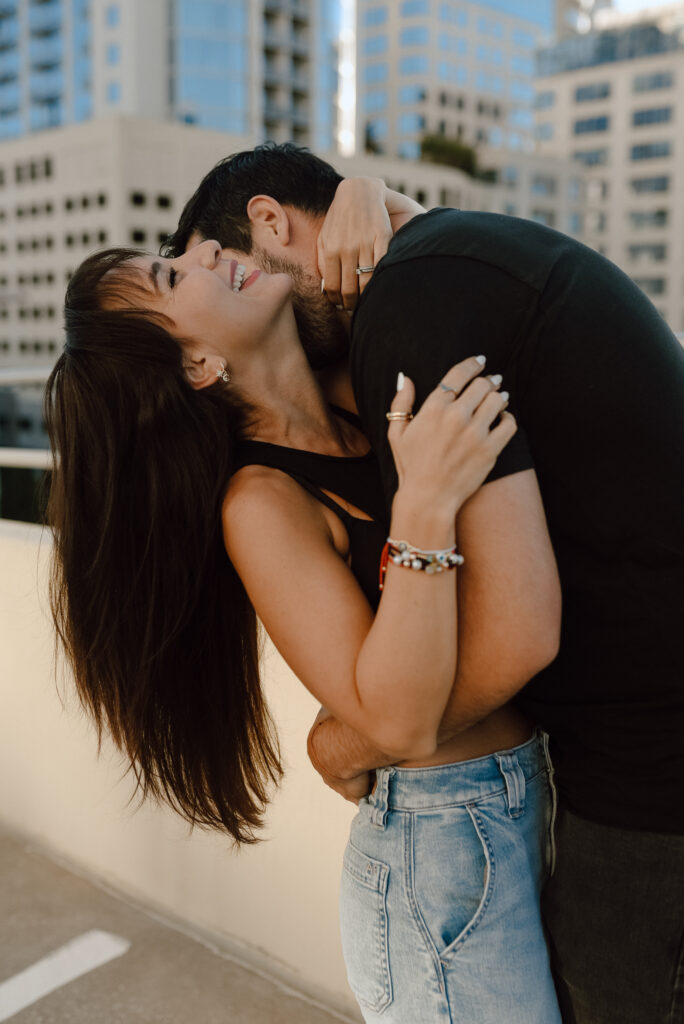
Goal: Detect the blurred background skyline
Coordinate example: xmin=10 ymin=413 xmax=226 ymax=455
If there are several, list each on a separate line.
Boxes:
xmin=1 ymin=0 xmax=683 ymax=520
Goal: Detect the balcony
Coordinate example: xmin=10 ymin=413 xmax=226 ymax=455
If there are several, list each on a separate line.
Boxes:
xmin=29 ymin=1 xmax=62 ymax=34
xmin=0 ymin=373 xmax=360 ymax=1024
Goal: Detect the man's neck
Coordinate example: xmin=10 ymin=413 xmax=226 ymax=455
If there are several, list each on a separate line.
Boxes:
xmin=316 ymin=359 xmax=357 ymax=416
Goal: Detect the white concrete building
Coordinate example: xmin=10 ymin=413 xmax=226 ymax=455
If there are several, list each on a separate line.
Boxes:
xmin=534 ymin=3 xmax=684 ymax=330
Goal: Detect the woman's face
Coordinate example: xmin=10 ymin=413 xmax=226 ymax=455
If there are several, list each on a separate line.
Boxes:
xmin=126 ymin=239 xmax=294 ymax=358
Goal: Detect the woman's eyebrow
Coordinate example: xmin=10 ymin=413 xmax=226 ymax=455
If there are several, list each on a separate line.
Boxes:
xmin=149 ymin=261 xmax=162 ymax=293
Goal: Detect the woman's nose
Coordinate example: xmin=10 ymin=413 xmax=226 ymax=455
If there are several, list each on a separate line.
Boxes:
xmin=197 ymin=239 xmax=222 ymax=268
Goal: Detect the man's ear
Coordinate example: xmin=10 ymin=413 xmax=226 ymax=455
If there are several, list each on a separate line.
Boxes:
xmin=246 ymin=195 xmax=292 ymax=247
xmin=184 ymin=349 xmax=218 ymax=391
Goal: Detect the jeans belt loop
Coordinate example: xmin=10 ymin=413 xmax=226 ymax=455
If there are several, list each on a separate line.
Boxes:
xmin=369 ymin=767 xmax=394 ymax=829
xmin=495 ymin=752 xmax=526 ymax=819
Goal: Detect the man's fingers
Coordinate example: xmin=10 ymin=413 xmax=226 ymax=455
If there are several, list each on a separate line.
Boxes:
xmin=353 ymin=245 xmax=377 ymax=302
xmin=321 ymin=256 xmax=343 ymax=307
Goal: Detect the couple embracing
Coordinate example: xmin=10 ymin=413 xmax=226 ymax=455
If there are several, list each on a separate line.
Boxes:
xmin=47 ymin=143 xmax=684 ymax=1024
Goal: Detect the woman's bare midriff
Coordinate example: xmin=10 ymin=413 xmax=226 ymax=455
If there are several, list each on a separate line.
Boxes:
xmin=398 ymin=703 xmax=534 ymax=769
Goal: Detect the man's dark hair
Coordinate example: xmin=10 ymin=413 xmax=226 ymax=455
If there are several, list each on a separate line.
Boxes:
xmin=164 ymin=142 xmax=344 ymax=258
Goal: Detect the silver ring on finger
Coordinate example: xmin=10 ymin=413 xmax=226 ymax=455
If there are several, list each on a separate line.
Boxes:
xmin=386 ymin=410 xmax=414 ymax=421
xmin=356 ymin=265 xmax=375 ymax=275
xmin=439 ymin=382 xmax=458 ymax=400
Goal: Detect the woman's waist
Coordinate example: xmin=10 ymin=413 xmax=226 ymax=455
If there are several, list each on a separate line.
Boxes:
xmin=398 ymin=704 xmax=533 ymax=771
xmin=372 ymin=728 xmax=549 ymax=812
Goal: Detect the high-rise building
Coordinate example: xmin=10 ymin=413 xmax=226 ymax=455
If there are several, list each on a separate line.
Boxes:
xmin=534 ymin=3 xmax=684 ymax=331
xmin=355 ymin=0 xmax=561 ymax=161
xmin=0 ymin=0 xmax=340 ymax=150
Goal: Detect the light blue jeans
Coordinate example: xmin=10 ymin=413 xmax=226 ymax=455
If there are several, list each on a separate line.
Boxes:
xmin=339 ymin=733 xmax=562 ymax=1023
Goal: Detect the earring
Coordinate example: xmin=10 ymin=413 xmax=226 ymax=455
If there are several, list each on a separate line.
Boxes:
xmin=216 ymin=361 xmax=231 ymax=384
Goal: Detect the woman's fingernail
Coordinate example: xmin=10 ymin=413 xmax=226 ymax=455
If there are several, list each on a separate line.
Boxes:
xmin=335 ymin=304 xmax=344 ymax=311
xmin=320 ymin=278 xmax=325 ymax=293
xmin=490 ymin=374 xmax=503 ymax=386
xmin=397 ymin=371 xmax=405 ymax=392
xmin=501 ymin=391 xmax=510 ymax=402
xmin=476 ymin=355 xmax=487 ymax=365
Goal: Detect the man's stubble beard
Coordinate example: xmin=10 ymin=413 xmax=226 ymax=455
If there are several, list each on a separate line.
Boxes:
xmin=252 ymin=246 xmax=350 ymax=371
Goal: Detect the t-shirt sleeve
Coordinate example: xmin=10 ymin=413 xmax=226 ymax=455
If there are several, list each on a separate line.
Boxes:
xmin=350 ymin=254 xmax=535 ymax=512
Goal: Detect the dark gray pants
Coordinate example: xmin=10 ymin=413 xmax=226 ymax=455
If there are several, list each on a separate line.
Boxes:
xmin=543 ymin=801 xmax=684 ymax=1024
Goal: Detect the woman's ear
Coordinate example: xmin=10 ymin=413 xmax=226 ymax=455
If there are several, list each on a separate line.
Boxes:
xmin=246 ymin=195 xmax=291 ymax=247
xmin=184 ymin=350 xmax=218 ymax=391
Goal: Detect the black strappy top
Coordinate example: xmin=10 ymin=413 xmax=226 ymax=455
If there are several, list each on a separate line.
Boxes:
xmin=234 ymin=408 xmax=388 ymax=610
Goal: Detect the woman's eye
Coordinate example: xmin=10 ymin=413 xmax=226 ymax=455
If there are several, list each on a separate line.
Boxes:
xmin=169 ymin=267 xmax=177 ymax=289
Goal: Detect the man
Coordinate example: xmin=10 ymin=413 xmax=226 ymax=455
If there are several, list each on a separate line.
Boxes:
xmin=166 ymin=143 xmax=684 ymax=1024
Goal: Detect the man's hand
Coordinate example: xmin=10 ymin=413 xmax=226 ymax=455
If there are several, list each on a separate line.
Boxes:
xmin=306 ymin=707 xmax=388 ymax=803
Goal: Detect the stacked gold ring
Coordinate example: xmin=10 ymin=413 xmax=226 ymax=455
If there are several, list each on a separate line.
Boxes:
xmin=386 ymin=411 xmax=414 ymax=421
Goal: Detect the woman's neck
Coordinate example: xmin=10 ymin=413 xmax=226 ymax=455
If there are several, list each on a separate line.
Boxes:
xmin=235 ymin=327 xmax=365 ymax=457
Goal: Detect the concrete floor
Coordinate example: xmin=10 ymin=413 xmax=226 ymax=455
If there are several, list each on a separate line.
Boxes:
xmin=0 ymin=827 xmax=358 ymax=1024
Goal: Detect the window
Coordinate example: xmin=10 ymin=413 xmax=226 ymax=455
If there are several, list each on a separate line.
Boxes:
xmin=629 ymin=209 xmax=668 ymax=229
xmin=401 ymin=0 xmax=429 ymax=13
xmin=630 ymin=176 xmax=669 ymax=193
xmin=366 ymin=117 xmax=388 ymax=141
xmin=575 ymin=82 xmax=611 ymax=103
xmin=365 ymin=91 xmax=388 ymax=112
xmin=364 ymin=63 xmax=388 ymax=85
xmin=531 ymin=175 xmax=557 ymax=197
xmin=130 ymin=192 xmax=146 ymax=206
xmin=398 ymin=140 xmax=421 ymax=159
xmin=400 ymin=55 xmax=429 ymax=75
xmin=399 ymin=85 xmax=426 ymax=103
xmin=106 ymin=5 xmax=120 ymax=27
xmin=632 ymin=107 xmax=672 ymax=127
xmin=363 ymin=35 xmax=388 ymax=56
xmin=633 ymin=277 xmax=665 ymax=296
xmin=363 ymin=8 xmax=388 ymax=27
xmin=399 ymin=112 xmax=425 ymax=133
xmin=106 ymin=43 xmax=120 ymax=65
xmin=574 ymin=116 xmax=609 ymax=134
xmin=530 ymin=209 xmax=555 ymax=228
xmin=633 ymin=71 xmax=673 ymax=93
xmin=567 ymin=212 xmax=583 ymax=235
xmin=130 ymin=229 xmax=147 ymax=244
xmin=573 ymin=148 xmax=608 ymax=166
xmin=536 ymin=123 xmax=554 ymax=141
xmin=400 ymin=26 xmax=429 ymax=46
xmin=535 ymin=91 xmax=555 ymax=110
xmin=631 ymin=142 xmax=671 ymax=160
xmin=629 ymin=244 xmax=666 ymax=261
xmin=107 ymin=81 xmax=121 ymax=104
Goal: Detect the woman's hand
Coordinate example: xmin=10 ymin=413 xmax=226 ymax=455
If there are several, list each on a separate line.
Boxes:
xmin=317 ymin=177 xmax=393 ymax=312
xmin=388 ymin=357 xmax=517 ymax=530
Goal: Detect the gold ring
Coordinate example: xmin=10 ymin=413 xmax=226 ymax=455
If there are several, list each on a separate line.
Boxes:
xmin=386 ymin=411 xmax=414 ymax=422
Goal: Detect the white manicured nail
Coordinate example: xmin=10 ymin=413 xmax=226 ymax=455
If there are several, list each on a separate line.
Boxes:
xmin=501 ymin=391 xmax=510 ymax=402
xmin=490 ymin=374 xmax=503 ymax=386
xmin=476 ymin=355 xmax=487 ymax=365
xmin=320 ymin=278 xmax=325 ymax=293
xmin=397 ymin=372 xmax=405 ymax=392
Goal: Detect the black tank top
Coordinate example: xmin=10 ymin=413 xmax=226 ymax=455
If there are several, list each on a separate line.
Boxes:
xmin=234 ymin=408 xmax=388 ymax=610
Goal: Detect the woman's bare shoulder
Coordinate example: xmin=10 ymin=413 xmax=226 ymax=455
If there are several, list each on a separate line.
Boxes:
xmin=222 ymin=464 xmax=331 ymax=545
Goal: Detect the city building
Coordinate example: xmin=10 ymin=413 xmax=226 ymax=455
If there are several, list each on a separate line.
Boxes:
xmin=355 ymin=0 xmax=571 ymax=162
xmin=0 ymin=113 xmax=588 ymax=375
xmin=534 ymin=2 xmax=684 ymax=330
xmin=0 ymin=0 xmax=340 ymax=151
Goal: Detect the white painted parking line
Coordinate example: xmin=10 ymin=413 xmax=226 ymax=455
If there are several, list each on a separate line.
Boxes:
xmin=0 ymin=929 xmax=131 ymax=1021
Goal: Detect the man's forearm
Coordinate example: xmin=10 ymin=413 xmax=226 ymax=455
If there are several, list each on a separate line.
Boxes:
xmin=309 ymin=713 xmax=394 ymax=780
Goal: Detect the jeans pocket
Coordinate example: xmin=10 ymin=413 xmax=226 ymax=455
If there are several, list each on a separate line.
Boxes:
xmin=410 ymin=803 xmax=495 ymax=964
xmin=339 ymin=839 xmax=393 ymax=1015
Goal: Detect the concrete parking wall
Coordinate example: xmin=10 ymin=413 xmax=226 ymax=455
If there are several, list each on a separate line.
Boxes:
xmin=0 ymin=518 xmax=360 ymax=1018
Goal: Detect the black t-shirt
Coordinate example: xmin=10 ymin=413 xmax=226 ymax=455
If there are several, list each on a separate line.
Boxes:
xmin=351 ymin=208 xmax=684 ymax=833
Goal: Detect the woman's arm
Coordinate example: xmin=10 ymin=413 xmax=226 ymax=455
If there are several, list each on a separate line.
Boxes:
xmin=317 ymin=177 xmax=425 ymax=312
xmin=223 ymin=361 xmax=515 ymax=762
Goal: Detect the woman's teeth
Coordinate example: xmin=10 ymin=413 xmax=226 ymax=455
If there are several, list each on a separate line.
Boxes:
xmin=232 ymin=264 xmax=246 ymax=292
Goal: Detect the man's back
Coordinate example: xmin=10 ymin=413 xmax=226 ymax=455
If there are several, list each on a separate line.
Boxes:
xmin=351 ymin=208 xmax=684 ymax=832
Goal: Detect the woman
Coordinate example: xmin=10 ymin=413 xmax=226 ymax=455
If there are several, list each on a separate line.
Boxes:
xmin=46 ymin=238 xmax=562 ymax=1023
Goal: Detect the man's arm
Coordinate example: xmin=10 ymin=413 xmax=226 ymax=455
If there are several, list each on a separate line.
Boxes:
xmin=308 ymin=469 xmax=561 ymax=797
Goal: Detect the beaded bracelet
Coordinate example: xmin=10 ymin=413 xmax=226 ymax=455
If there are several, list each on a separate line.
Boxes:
xmin=378 ymin=538 xmax=464 ymax=591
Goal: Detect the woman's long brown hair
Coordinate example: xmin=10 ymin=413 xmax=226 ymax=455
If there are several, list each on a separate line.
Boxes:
xmin=45 ymin=249 xmax=281 ymax=843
